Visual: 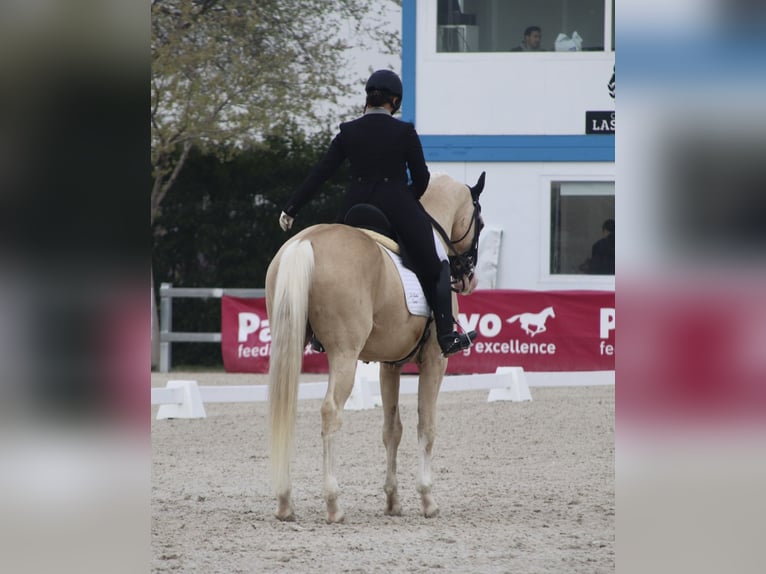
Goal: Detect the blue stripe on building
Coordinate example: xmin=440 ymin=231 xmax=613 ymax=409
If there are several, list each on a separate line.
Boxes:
xmin=420 ymin=135 xmax=615 ymax=162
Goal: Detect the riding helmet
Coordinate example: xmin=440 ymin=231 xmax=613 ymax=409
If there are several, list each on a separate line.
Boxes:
xmin=365 ymin=70 xmax=403 ymax=98
xmin=365 ymin=70 xmax=402 ymax=113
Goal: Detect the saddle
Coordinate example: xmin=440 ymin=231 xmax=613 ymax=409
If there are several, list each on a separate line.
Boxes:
xmin=344 ymin=204 xmax=414 ymax=270
xmin=343 ymin=203 xmax=448 ymax=264
xmin=344 ymin=203 xmax=393 ymax=237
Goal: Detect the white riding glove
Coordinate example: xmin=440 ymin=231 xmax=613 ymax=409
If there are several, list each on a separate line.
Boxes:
xmin=278 ymin=211 xmax=294 ymax=231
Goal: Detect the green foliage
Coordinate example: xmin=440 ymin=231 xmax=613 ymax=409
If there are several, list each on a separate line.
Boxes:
xmin=153 ymin=131 xmax=348 ymax=366
xmin=150 ymin=1 xmax=400 ymax=365
xmin=151 ymin=0 xmax=400 ymax=221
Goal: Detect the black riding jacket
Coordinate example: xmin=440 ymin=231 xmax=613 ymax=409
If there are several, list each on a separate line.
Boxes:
xmin=282 ymin=110 xmax=441 ymax=284
xmin=283 ymin=110 xmax=430 ymax=218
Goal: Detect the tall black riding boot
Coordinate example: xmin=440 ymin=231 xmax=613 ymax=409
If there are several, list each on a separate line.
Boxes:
xmin=430 ymin=261 xmax=477 ymax=357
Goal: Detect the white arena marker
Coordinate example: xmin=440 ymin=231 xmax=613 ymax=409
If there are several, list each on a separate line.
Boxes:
xmin=487 ymin=367 xmax=532 ymax=403
xmin=156 ymin=380 xmax=207 ymax=420
xmin=345 ymin=361 xmax=378 ymax=411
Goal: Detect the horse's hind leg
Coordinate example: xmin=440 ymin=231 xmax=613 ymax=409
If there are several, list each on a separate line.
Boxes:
xmin=379 ymin=363 xmax=403 ymax=516
xmin=321 ymin=355 xmax=357 ymax=524
xmin=416 ymin=356 xmax=447 ymax=518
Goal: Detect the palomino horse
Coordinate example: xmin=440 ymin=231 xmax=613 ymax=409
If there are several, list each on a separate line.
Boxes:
xmin=507 ymin=306 xmax=556 ymax=337
xmin=265 ymin=172 xmax=485 ymax=523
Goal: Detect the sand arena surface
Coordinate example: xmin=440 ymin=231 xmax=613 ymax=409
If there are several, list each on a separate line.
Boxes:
xmin=152 ymin=372 xmax=614 ymax=573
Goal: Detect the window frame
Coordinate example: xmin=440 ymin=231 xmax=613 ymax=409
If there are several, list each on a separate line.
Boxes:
xmin=538 ymin=174 xmax=615 ymax=285
xmin=430 ymin=0 xmax=615 ymax=55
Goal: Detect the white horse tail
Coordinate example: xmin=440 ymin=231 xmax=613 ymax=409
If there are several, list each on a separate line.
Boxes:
xmin=507 ymin=314 xmax=520 ymax=324
xmin=269 ymin=239 xmax=314 ymax=498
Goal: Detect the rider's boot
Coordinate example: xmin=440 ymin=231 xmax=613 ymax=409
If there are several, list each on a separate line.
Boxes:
xmin=310 ymin=332 xmax=325 ymax=353
xmin=430 ymin=261 xmax=477 ymax=357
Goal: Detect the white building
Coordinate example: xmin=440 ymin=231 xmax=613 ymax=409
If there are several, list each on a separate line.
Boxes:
xmin=401 ymin=0 xmax=615 ymax=291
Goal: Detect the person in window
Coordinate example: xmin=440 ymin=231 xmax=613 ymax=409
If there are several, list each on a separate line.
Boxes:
xmin=581 ymin=218 xmax=615 ymax=275
xmin=277 ymin=70 xmax=477 ymax=357
xmin=511 ymin=26 xmax=543 ymax=52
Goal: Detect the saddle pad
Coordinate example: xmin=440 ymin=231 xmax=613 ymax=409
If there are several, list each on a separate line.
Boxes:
xmin=377 ymin=231 xmax=447 ymax=318
xmin=380 ymin=246 xmax=430 ymax=317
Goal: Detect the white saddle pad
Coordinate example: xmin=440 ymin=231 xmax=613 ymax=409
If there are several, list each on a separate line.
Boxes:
xmin=379 ymin=230 xmax=448 ymax=318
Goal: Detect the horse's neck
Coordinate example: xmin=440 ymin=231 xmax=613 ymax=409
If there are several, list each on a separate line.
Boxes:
xmin=421 ymin=194 xmax=457 ymax=244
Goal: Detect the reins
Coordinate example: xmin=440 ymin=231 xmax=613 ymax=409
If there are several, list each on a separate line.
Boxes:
xmin=427 ymin=192 xmax=483 ymax=291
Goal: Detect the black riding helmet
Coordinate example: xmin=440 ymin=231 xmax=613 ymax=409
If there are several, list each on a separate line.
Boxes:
xmin=365 ymin=69 xmax=402 ymax=113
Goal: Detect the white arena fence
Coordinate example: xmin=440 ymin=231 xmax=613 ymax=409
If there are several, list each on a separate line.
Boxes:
xmin=156 ymin=283 xmax=265 ymax=373
xmin=153 ymin=283 xmax=614 ymax=416
xmin=151 ymin=364 xmax=533 ymax=420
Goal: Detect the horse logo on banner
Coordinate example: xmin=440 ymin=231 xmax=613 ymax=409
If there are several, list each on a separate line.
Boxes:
xmin=506 ymin=306 xmax=556 ymax=337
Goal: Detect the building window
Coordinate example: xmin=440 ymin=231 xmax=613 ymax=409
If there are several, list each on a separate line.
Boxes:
xmin=436 ymin=0 xmax=609 ymax=53
xmin=550 ymin=181 xmax=614 ymax=275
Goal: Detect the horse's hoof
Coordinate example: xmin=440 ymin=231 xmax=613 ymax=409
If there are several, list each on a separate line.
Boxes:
xmin=423 ymin=504 xmax=440 ymax=518
xmin=276 ymin=495 xmax=294 ymax=521
xmin=326 ymin=510 xmax=345 ymax=524
xmin=384 ymin=503 xmax=402 ymax=517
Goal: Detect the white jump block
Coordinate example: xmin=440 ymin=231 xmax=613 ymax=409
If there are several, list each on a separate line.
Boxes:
xmin=155 ymin=380 xmax=207 ymax=420
xmin=345 ymin=361 xmax=379 ymax=411
xmin=487 ymin=367 xmax=532 ymax=402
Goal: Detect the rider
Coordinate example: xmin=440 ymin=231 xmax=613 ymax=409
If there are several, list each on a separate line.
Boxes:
xmin=278 ymin=69 xmax=476 ymax=357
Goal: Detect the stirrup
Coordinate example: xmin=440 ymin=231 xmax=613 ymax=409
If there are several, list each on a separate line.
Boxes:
xmin=310 ymin=333 xmax=325 ymax=353
xmin=438 ymin=330 xmax=477 ymax=357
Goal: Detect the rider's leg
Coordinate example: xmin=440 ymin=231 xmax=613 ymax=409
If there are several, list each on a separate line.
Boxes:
xmin=371 ymin=189 xmax=475 ymax=356
xmin=424 ymin=261 xmax=477 ymax=357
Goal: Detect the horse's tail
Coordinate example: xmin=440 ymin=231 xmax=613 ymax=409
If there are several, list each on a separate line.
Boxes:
xmin=269 ymin=239 xmax=314 ymax=497
xmin=507 ymin=314 xmax=520 ymax=324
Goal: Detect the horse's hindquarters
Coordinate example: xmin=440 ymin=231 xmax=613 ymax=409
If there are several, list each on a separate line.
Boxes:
xmin=305 ymin=227 xmax=429 ymax=363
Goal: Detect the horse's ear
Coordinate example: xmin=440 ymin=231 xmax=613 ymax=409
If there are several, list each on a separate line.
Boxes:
xmin=469 ymin=171 xmax=486 ymax=200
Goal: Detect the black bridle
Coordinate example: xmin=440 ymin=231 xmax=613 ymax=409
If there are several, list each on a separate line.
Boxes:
xmin=428 ymin=191 xmax=484 ymax=290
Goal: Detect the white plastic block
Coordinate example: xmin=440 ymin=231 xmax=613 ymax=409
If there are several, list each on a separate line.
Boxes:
xmin=345 ymin=361 xmax=378 ymax=410
xmin=156 ymin=380 xmax=207 ymax=419
xmin=487 ymin=367 xmax=532 ymax=402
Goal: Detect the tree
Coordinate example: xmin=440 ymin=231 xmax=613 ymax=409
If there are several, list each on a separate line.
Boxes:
xmin=151 ymin=0 xmax=400 ymax=225
xmin=150 ymin=1 xmax=399 ymax=368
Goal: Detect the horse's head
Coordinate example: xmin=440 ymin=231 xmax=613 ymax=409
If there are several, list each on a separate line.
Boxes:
xmin=451 ymin=172 xmax=485 ymax=294
xmin=424 ymin=172 xmax=485 ymax=295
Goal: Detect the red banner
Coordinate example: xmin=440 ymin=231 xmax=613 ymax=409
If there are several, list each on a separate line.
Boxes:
xmin=221 ymin=290 xmax=614 ymax=374
xmin=447 ymin=290 xmax=614 ymax=373
xmin=221 ymin=296 xmax=328 ymax=374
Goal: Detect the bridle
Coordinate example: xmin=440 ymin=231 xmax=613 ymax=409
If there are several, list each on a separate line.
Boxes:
xmin=428 ymin=190 xmax=484 ymax=291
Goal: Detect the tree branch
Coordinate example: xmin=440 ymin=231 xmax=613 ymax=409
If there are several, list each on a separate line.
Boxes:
xmin=151 ymin=141 xmax=193 ymax=225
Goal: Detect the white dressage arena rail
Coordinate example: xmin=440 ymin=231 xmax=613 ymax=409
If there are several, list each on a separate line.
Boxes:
xmin=157 ymin=283 xmax=267 ymax=373
xmin=151 ymin=364 xmax=532 ymax=420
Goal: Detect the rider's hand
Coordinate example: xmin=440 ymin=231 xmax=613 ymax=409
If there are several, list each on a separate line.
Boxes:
xmin=278 ymin=211 xmax=294 ymax=231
